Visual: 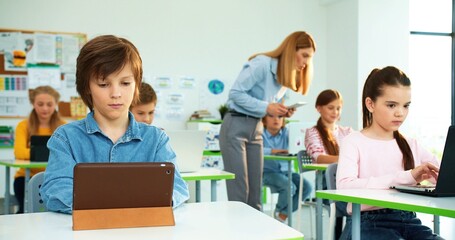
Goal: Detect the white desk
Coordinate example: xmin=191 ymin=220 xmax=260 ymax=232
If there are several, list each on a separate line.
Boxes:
xmin=0 ymin=201 xmax=304 ymax=240
xmin=181 ymin=168 xmax=235 ymax=202
xmin=316 ymin=189 xmax=455 ymax=240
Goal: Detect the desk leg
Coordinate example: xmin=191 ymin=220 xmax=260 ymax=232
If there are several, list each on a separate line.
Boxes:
xmin=4 ymin=166 xmax=10 ymax=214
xmin=195 ymin=181 xmax=201 ymax=202
xmin=434 ymin=215 xmax=440 ymax=234
xmin=210 ymin=180 xmax=217 ymax=201
xmin=316 ymin=170 xmax=323 ymax=240
xmin=352 ymin=203 xmax=361 ymax=240
xmin=24 ymin=169 xmax=30 ymax=213
xmin=287 ymin=161 xmax=292 ymax=227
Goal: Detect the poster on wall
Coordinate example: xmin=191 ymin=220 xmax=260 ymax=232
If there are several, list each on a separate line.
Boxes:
xmin=27 ymin=64 xmax=61 ymax=89
xmin=0 ymin=32 xmax=34 ymax=72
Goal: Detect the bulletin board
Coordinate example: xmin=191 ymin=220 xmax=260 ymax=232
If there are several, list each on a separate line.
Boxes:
xmin=0 ymin=28 xmax=87 ymax=117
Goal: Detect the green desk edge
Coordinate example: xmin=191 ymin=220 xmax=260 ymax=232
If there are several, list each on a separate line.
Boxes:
xmin=203 ymin=150 xmax=222 ymax=156
xmin=181 ymin=173 xmax=235 ymax=181
xmin=316 ymin=191 xmax=455 ymax=218
xmin=0 ymin=161 xmax=47 ymax=168
xmin=188 ymin=119 xmax=222 ymax=124
xmin=302 ymin=165 xmax=327 ymax=171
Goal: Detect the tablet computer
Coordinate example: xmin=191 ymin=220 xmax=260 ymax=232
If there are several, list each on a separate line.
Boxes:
xmin=287 ymin=102 xmax=307 ymax=109
xmin=73 ymin=162 xmax=175 ymax=210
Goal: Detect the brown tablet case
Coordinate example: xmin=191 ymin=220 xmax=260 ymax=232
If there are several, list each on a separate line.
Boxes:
xmin=72 ymin=162 xmax=175 ymax=230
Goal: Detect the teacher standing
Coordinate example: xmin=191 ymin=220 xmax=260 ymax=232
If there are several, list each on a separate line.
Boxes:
xmin=219 ymin=31 xmax=316 ymax=210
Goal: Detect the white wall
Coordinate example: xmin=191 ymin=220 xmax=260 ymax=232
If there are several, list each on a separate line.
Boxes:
xmin=324 ymin=0 xmax=409 ymax=130
xmin=0 ymin=0 xmax=410 ymax=200
xmin=0 ymin=0 xmax=328 ymax=130
xmin=325 ymin=0 xmax=359 ymax=129
xmin=0 ymin=0 xmax=329 ymax=199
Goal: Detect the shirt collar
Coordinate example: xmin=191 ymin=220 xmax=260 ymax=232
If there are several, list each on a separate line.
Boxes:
xmin=84 ymin=111 xmax=143 ymax=142
xmin=265 ymin=128 xmax=283 ymax=138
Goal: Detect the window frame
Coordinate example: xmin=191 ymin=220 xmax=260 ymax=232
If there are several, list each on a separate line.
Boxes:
xmin=410 ymin=0 xmax=455 ymax=125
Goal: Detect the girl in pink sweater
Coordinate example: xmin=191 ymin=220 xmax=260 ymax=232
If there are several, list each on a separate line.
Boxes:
xmin=337 ymin=66 xmax=442 ymax=240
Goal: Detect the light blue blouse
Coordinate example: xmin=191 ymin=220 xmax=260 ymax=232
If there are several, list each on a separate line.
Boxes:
xmin=227 ymin=55 xmax=286 ymax=118
xmin=40 ymin=112 xmax=189 ymax=214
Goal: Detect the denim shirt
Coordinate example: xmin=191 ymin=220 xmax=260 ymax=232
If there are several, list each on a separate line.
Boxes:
xmin=40 ymin=112 xmax=189 ymax=214
xmin=263 ymin=127 xmax=290 ymax=173
xmin=227 ymin=55 xmax=287 ymax=118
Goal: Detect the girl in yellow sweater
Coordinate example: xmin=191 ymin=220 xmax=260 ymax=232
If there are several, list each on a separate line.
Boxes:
xmin=13 ymin=85 xmax=66 ymax=213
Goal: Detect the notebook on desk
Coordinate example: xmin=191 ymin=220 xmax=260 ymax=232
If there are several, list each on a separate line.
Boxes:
xmin=166 ymin=130 xmax=206 ymax=173
xmin=390 ymin=125 xmax=455 ymax=197
xmin=30 ymin=135 xmax=51 ymax=162
xmin=72 ymin=162 xmax=175 ymax=230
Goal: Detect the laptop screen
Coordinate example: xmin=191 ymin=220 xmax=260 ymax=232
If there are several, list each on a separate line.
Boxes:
xmin=30 ymin=135 xmax=51 ymax=162
xmin=166 ymin=130 xmax=205 ymax=173
xmin=434 ymin=125 xmax=455 ymax=195
xmin=392 ymin=125 xmax=455 ymax=197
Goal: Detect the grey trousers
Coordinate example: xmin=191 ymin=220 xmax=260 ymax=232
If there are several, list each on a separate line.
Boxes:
xmin=219 ymin=112 xmax=263 ymax=210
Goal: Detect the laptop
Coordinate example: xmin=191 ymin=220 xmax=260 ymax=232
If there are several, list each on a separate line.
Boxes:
xmin=286 ymin=122 xmax=314 ymax=156
xmin=73 ymin=162 xmax=175 ymax=211
xmin=30 ymin=135 xmax=51 ymax=162
xmin=166 ymin=130 xmax=206 ymax=172
xmin=390 ymin=125 xmax=455 ymax=197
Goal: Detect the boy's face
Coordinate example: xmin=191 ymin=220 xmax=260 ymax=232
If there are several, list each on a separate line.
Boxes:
xmin=264 ymin=114 xmax=284 ymax=132
xmin=131 ymin=102 xmax=156 ymax=125
xmin=89 ymin=63 xmax=136 ymax=123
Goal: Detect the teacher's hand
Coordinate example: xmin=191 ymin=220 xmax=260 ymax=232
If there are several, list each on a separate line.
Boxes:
xmin=266 ymin=103 xmax=288 ymax=116
xmin=285 ymin=107 xmax=296 ymax=118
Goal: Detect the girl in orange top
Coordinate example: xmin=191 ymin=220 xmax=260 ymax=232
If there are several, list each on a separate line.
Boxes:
xmin=13 ymin=85 xmax=66 ymax=213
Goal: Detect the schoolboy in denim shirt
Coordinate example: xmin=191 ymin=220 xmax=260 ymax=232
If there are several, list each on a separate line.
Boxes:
xmin=40 ymin=35 xmax=189 ymax=214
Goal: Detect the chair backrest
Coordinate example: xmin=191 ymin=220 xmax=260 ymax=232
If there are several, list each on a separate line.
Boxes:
xmin=325 ymin=163 xmax=338 ymax=191
xmin=296 ymin=150 xmax=312 ymax=173
xmin=27 ymin=172 xmax=47 ymax=213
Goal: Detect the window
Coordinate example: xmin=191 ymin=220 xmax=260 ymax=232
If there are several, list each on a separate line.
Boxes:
xmin=408 ymin=0 xmax=453 ymax=157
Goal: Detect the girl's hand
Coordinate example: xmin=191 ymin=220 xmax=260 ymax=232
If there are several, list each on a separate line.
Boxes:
xmin=411 ymin=162 xmax=439 ymax=183
xmin=267 ymin=103 xmax=288 ymax=116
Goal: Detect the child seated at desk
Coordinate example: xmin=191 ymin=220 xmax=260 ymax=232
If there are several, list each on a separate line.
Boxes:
xmin=262 ymin=113 xmax=312 ymax=222
xmin=13 ymin=85 xmax=66 ymax=214
xmin=337 ymin=66 xmax=442 ymax=239
xmin=304 ymin=89 xmax=352 ymax=239
xmin=40 ymin=35 xmax=189 ymax=214
xmin=130 ymin=82 xmax=157 ymax=125
xmin=304 ymin=89 xmax=352 ymax=165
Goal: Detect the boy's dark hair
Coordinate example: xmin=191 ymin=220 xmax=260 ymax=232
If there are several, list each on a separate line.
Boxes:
xmin=76 ymin=35 xmax=143 ymax=111
xmin=132 ymin=82 xmax=157 ymax=108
